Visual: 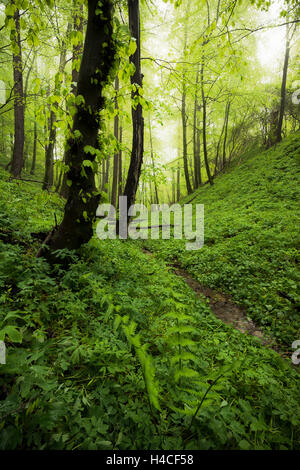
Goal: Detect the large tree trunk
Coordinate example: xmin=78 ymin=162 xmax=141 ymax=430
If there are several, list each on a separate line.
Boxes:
xmin=10 ymin=7 xmax=24 ymax=178
xmin=37 ymin=0 xmax=116 ymax=262
xmin=123 ymin=0 xmax=144 ymax=214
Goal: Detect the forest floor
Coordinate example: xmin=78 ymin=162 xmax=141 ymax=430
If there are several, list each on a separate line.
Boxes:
xmin=0 ymin=133 xmax=299 ymax=450
xmin=143 ymin=247 xmax=279 ymax=355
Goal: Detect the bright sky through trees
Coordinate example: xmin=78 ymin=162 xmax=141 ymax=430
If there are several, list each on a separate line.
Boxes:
xmin=145 ymin=0 xmax=292 ymax=163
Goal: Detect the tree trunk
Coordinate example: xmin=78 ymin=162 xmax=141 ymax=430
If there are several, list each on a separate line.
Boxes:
xmin=118 ymin=125 xmax=123 ymax=198
xmin=181 ymin=3 xmax=192 ymax=195
xmin=37 ymin=0 xmax=116 ymax=262
xmin=149 ymin=116 xmax=159 ymax=204
xmin=200 ymin=58 xmax=213 ymax=186
xmin=105 ymin=156 xmax=110 ymax=192
xmin=43 ymin=24 xmax=70 ymax=191
xmin=71 ymin=1 xmax=84 ymax=96
xmin=276 ymin=23 xmax=290 ymax=144
xmin=222 ymin=101 xmax=230 ymax=168
xmin=123 ymin=0 xmax=144 ymax=214
xmin=101 ymin=158 xmax=106 ymax=191
xmin=60 ymin=4 xmax=84 ymax=198
xmin=177 ymin=165 xmax=180 ymax=202
xmin=181 ymin=84 xmax=192 ymax=195
xmin=30 ymin=110 xmax=38 ymax=175
xmin=193 ymin=68 xmax=201 ymax=189
xmin=10 ymin=8 xmax=24 ymax=179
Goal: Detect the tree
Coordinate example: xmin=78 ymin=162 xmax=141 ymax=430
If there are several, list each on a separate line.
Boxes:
xmin=181 ymin=2 xmax=192 ymax=195
xmin=276 ymin=23 xmax=291 ymax=143
xmin=111 ymin=76 xmax=119 ymax=207
xmin=10 ymin=4 xmax=24 ymax=178
xmin=37 ymin=0 xmax=117 ymax=261
xmin=59 ymin=0 xmax=84 ymax=198
xmin=43 ymin=22 xmax=70 ymax=191
xmin=123 ymin=0 xmax=144 ymax=215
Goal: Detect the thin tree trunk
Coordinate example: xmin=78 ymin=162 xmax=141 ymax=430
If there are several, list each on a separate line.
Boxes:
xmin=214 ymin=107 xmax=226 ymax=176
xmin=118 ymin=125 xmax=123 ymax=197
xmin=101 ymin=158 xmax=106 ymax=191
xmin=149 ymin=116 xmax=159 ymax=204
xmin=222 ymin=101 xmax=230 ymax=168
xmin=43 ymin=24 xmax=70 ymax=191
xmin=193 ymin=67 xmax=201 ymax=189
xmin=181 ymin=84 xmax=192 ymax=194
xmin=30 ymin=118 xmax=37 ymax=175
xmin=105 ymin=156 xmax=110 ymax=190
xmin=172 ymin=169 xmax=175 ymax=204
xmin=10 ymin=7 xmax=24 ymax=178
xmin=43 ymin=109 xmax=55 ymax=190
xmin=276 ymin=23 xmax=290 ymax=143
xmin=177 ymin=165 xmax=180 ymax=201
xmin=37 ymin=0 xmax=116 ymax=261
xmin=181 ymin=2 xmax=192 ymax=195
xmin=111 ymin=76 xmax=119 ymax=207
xmin=200 ymin=57 xmax=213 ymax=186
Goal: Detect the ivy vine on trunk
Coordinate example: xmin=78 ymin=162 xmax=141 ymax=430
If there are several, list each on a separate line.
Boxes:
xmin=37 ymin=0 xmax=117 ymax=263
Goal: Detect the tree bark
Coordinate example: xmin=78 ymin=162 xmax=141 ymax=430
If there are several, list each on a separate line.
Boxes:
xmin=123 ymin=0 xmax=144 ymax=214
xmin=177 ymin=165 xmax=180 ymax=202
xmin=149 ymin=116 xmax=159 ymax=204
xmin=30 ymin=115 xmax=37 ymax=175
xmin=10 ymin=7 xmax=24 ymax=179
xmin=118 ymin=125 xmax=123 ymax=198
xmin=43 ymin=24 xmax=70 ymax=191
xmin=181 ymin=2 xmax=192 ymax=195
xmin=193 ymin=68 xmax=201 ymax=189
xmin=200 ymin=57 xmax=213 ymax=186
xmin=222 ymin=101 xmax=230 ymax=168
xmin=60 ymin=4 xmax=84 ymax=198
xmin=181 ymin=83 xmax=192 ymax=195
xmin=276 ymin=23 xmax=290 ymax=143
xmin=37 ymin=0 xmax=116 ymax=262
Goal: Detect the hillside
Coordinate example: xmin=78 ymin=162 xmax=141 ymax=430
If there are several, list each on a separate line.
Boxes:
xmin=143 ymin=133 xmax=300 ymax=349
xmin=0 ymin=135 xmax=299 ymax=450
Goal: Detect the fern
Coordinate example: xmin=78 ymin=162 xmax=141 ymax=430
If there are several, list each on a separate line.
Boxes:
xmin=114 ymin=315 xmax=161 ymax=413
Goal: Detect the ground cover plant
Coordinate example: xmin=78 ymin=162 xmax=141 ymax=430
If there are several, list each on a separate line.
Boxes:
xmin=0 ymin=0 xmax=299 ymax=452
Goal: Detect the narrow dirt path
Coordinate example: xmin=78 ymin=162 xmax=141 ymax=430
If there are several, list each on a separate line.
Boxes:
xmin=142 ymin=247 xmax=285 ymax=356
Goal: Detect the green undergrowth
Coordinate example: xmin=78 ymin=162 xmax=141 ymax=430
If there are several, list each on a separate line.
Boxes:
xmin=0 ymin=149 xmax=299 ymax=450
xmin=142 ymin=133 xmax=300 ymax=349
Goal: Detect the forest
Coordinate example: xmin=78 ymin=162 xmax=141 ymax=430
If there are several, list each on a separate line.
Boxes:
xmin=0 ymin=0 xmax=299 ymax=452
